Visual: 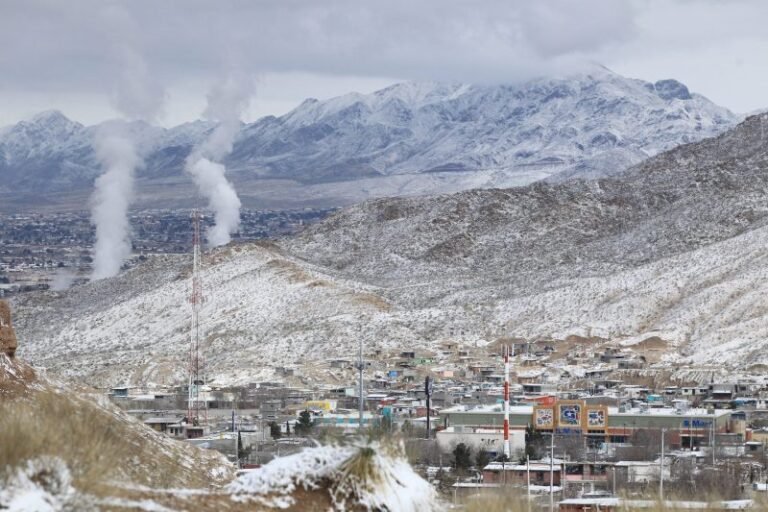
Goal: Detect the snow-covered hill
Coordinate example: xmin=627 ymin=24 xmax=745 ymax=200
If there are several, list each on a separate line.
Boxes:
xmin=283 ymin=112 xmax=768 ymax=368
xmin=12 ymin=114 xmax=768 ymax=385
xmin=13 ymin=243 xmax=449 ymax=385
xmin=0 ymin=67 xmax=738 ymax=208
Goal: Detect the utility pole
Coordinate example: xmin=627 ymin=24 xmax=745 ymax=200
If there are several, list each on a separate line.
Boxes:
xmin=356 ymin=337 xmax=364 ymax=430
xmin=425 ymin=376 xmax=433 ymax=439
xmin=526 ymin=454 xmax=531 ymax=512
xmin=660 ymin=428 xmax=666 ymax=502
xmin=550 ymin=432 xmax=555 ymax=512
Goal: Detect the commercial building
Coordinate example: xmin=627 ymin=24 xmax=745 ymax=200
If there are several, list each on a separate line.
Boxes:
xmin=439 ymin=399 xmax=732 ymax=454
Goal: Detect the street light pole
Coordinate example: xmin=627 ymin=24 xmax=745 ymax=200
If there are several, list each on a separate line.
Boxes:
xmin=527 ymin=454 xmax=531 ymax=512
xmin=550 ymin=432 xmax=555 ymax=512
xmin=660 ymin=428 xmax=666 ymax=502
xmin=425 ymin=376 xmax=433 ymax=440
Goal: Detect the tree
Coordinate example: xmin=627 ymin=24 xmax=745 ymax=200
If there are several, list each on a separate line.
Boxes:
xmin=237 ymin=430 xmax=250 ymax=462
xmin=452 ymin=443 xmax=472 ymax=474
xmin=268 ymin=421 xmax=282 ymax=440
xmin=368 ymin=414 xmax=393 ymax=440
xmin=524 ymin=423 xmax=544 ymax=461
xmin=475 ymin=448 xmax=491 ymax=470
xmin=295 ymin=410 xmax=315 ymax=436
xmin=615 ymin=429 xmax=664 ymax=462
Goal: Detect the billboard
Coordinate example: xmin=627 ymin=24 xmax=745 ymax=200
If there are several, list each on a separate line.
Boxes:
xmin=558 ymin=402 xmax=582 ymax=427
xmin=533 ymin=406 xmax=555 ymax=429
xmin=532 ymin=401 xmax=609 ymax=431
xmin=586 ymin=407 xmax=607 ymax=428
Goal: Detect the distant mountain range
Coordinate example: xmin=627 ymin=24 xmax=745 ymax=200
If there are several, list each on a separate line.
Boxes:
xmin=0 ymin=67 xmax=738 ymax=210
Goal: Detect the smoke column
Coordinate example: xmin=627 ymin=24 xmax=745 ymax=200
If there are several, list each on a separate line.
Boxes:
xmin=90 ymin=44 xmax=164 ymax=280
xmin=91 ymin=134 xmax=140 ymax=279
xmin=186 ymin=73 xmax=253 ymax=247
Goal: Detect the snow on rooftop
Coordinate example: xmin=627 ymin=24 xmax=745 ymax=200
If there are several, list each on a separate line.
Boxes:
xmin=484 ymin=462 xmax=562 ymax=472
xmin=442 ymin=404 xmax=534 ymax=414
xmin=608 ymin=407 xmax=729 ymax=417
xmin=560 ymin=498 xmax=621 ymax=506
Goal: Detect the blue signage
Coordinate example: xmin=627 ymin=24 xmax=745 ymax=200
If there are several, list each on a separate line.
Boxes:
xmin=682 ymin=419 xmax=712 ymax=428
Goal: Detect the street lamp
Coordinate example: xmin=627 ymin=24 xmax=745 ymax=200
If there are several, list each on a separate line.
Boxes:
xmin=660 ymin=428 xmax=666 ymax=501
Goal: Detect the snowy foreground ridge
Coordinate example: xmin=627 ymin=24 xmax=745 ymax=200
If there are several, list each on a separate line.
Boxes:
xmin=229 ymin=441 xmax=438 ymax=511
xmin=0 ymin=444 xmax=439 ymax=511
xmin=0 ymin=457 xmax=76 ymax=512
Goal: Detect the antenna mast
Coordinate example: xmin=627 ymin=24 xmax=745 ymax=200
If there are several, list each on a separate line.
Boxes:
xmin=503 ymin=344 xmax=511 ymax=459
xmin=188 ymin=210 xmax=207 ymax=427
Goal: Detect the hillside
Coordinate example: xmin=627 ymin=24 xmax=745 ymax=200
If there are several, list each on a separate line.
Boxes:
xmin=0 ymin=352 xmax=235 ymax=510
xmin=1 ymin=355 xmax=435 ymax=511
xmin=0 ymin=67 xmax=737 ymax=211
xmin=13 ymin=243 xmax=424 ymax=386
xmin=286 ymin=112 xmax=768 ymax=285
xmin=2 ymin=296 xmax=436 ymax=510
xmin=12 ymin=114 xmax=768 ymax=384
xmin=283 ymin=112 xmax=768 ymax=366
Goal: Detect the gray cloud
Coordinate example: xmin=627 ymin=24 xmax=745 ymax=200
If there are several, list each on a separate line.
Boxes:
xmin=0 ymin=0 xmax=767 ymax=124
xmin=0 ymin=0 xmax=635 ymax=89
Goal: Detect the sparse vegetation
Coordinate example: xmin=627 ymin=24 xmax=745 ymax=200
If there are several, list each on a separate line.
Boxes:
xmin=0 ymin=358 xmax=233 ymax=506
xmin=475 ymin=448 xmax=491 ymax=471
xmin=452 ymin=443 xmax=472 ymax=474
xmin=268 ymin=421 xmax=282 ymax=440
xmin=294 ymin=410 xmax=315 ymax=436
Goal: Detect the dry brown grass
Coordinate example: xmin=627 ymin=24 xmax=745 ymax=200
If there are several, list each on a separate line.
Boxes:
xmin=0 ymin=390 xmax=131 ymax=493
xmin=265 ymin=258 xmax=313 ymax=283
xmin=0 ymin=379 xmax=232 ymax=496
xmin=349 ymin=292 xmax=391 ymax=312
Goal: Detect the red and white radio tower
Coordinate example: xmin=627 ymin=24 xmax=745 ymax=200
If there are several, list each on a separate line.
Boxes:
xmin=187 ymin=210 xmax=207 ymax=426
xmin=503 ymin=345 xmax=511 ymax=459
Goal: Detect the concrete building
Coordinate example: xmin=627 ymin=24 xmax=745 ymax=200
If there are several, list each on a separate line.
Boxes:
xmin=483 ymin=461 xmax=562 ymax=486
xmin=436 ymin=426 xmax=525 ymax=456
xmin=440 ymin=399 xmax=732 ymax=449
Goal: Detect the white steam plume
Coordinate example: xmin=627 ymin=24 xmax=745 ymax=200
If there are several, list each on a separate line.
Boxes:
xmin=91 ymin=134 xmax=140 ymax=280
xmin=89 ymin=42 xmax=164 ymax=281
xmin=186 ymin=73 xmax=253 ymax=247
xmin=50 ymin=268 xmax=76 ymax=292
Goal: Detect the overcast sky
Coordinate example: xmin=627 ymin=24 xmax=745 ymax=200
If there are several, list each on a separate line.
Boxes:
xmin=1 ymin=0 xmax=767 ymax=127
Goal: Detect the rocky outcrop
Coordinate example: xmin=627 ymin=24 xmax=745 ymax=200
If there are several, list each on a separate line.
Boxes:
xmin=0 ymin=300 xmax=18 ymax=358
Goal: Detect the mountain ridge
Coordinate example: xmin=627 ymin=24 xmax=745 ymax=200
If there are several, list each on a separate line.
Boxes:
xmin=0 ymin=68 xmax=739 ymax=208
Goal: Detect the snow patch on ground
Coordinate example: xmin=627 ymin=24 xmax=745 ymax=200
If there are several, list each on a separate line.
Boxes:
xmin=228 ymin=441 xmax=438 ymax=511
xmin=0 ymin=457 xmax=78 ymax=512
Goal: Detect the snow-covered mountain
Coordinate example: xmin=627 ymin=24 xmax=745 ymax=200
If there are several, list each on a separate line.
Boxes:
xmin=12 ymin=113 xmax=768 ymax=385
xmin=0 ymin=67 xmax=738 ymax=207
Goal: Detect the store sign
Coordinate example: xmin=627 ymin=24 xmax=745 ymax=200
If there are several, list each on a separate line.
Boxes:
xmin=532 ymin=401 xmax=609 ymax=431
xmin=559 ymin=403 xmax=582 ymax=427
xmin=534 ymin=407 xmax=554 ymax=429
xmin=682 ymin=419 xmax=712 ymax=428
xmin=587 ymin=408 xmax=607 ymax=428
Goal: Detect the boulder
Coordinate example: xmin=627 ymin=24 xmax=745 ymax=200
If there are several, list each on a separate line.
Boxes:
xmin=0 ymin=300 xmax=18 ymax=358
